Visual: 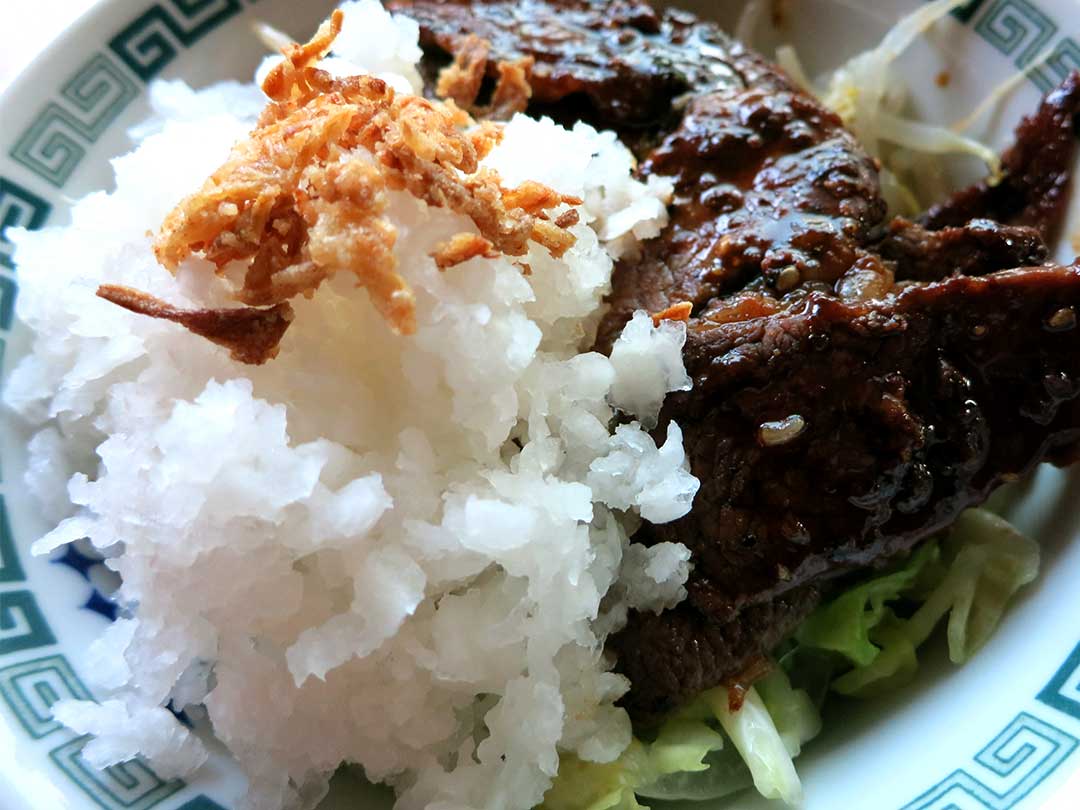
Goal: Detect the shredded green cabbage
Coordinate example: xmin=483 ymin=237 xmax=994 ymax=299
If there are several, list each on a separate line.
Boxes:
xmin=704 ymin=686 xmax=803 ymax=804
xmin=950 ymin=44 xmax=1056 ymax=133
xmin=543 ymin=509 xmax=1037 ymax=809
xmin=635 ymin=746 xmax=752 ymax=803
xmin=798 ymin=509 xmax=1039 ymax=697
xmin=542 ymin=713 xmax=725 ymax=810
xmin=542 ymin=742 xmax=651 ymax=810
xmin=756 ymin=667 xmax=824 ymax=759
xmin=544 ymin=679 xmax=815 ymax=809
xmin=872 ymin=111 xmax=1001 ymax=175
xmin=795 ymin=542 xmax=939 ymax=667
xmin=817 ymin=0 xmax=968 ymax=139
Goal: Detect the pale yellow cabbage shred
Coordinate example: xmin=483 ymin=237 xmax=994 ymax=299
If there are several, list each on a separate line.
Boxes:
xmin=759 ymin=0 xmax=1014 ymax=215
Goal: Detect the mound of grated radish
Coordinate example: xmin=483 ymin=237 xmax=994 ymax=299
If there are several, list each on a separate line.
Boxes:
xmin=3 ymin=2 xmax=701 ymax=808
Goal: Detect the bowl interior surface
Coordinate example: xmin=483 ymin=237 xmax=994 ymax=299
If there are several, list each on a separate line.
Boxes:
xmin=0 ymin=1 xmax=1079 ymax=809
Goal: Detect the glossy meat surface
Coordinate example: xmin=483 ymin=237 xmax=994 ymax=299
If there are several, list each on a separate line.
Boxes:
xmin=877 ymin=218 xmax=1048 ymax=282
xmin=612 ymin=229 xmax=1078 ymax=716
xmin=922 ymin=72 xmax=1080 ymax=241
xmin=595 ymin=83 xmax=890 ymax=350
xmin=394 ymin=0 xmax=1080 ymax=719
xmin=390 ymin=0 xmax=744 ymax=128
xmin=398 ymin=0 xmax=892 ymax=361
xmin=615 ymin=264 xmax=1080 ymax=715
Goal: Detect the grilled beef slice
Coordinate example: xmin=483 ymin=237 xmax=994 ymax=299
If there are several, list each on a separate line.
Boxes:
xmin=877 ymin=218 xmax=1049 ymax=283
xmin=594 ymin=79 xmax=891 ymax=351
xmin=613 ymin=267 xmax=1080 ymax=716
xmin=390 ymin=0 xmax=743 ymax=130
xmin=395 ymin=0 xmax=1080 ymax=719
xmin=921 ymin=72 xmax=1080 ymax=242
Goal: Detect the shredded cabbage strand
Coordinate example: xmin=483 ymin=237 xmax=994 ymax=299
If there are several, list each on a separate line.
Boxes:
xmin=817 ymin=0 xmax=969 ymax=148
xmin=543 ymin=508 xmax=1037 ymax=809
xmin=704 ymin=686 xmax=804 ymax=805
xmin=542 ymin=718 xmax=724 ymax=810
xmin=776 ymin=0 xmax=1004 ymax=213
xmin=543 ymin=677 xmax=815 ymax=809
xmin=797 ymin=508 xmax=1039 ymax=697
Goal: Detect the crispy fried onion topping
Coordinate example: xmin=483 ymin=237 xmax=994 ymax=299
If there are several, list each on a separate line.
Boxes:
xmin=650 ymin=301 xmax=693 ymax=326
xmin=431 ymin=233 xmax=500 ymax=270
xmin=436 ymin=34 xmax=534 ymax=121
xmin=98 ymin=285 xmax=294 ymax=365
xmin=101 ymin=10 xmax=579 ymax=364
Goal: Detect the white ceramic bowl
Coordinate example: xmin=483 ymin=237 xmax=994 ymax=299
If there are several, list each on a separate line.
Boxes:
xmin=0 ymin=1 xmax=1078 ymax=809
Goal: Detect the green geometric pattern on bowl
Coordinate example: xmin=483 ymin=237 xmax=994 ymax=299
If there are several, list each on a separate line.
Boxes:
xmin=0 ymin=498 xmax=26 ymax=581
xmin=108 ymin=0 xmax=245 ymax=82
xmin=177 ymin=799 xmax=227 ymax=810
xmin=902 ymin=712 xmax=1078 ymax=810
xmin=1038 ymin=642 xmax=1080 ymax=723
xmin=0 ymin=178 xmax=51 ymax=269
xmin=50 ymin=735 xmax=186 ymax=810
xmin=0 ymin=589 xmax=57 ymax=656
xmin=8 ymin=0 xmax=244 ymax=189
xmin=969 ymin=0 xmax=1080 ymax=91
xmin=0 ymin=654 xmax=93 ymax=739
xmin=9 ymin=53 xmax=139 ymax=187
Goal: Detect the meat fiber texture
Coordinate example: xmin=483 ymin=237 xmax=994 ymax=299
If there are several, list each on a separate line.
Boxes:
xmin=3 ymin=3 xmax=697 ymax=809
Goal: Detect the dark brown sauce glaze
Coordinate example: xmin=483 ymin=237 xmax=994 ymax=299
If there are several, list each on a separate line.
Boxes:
xmin=611 ymin=65 xmax=1080 ymax=715
xmin=877 ymin=218 xmax=1049 ymax=282
xmin=922 ymin=72 xmax=1080 ymax=243
xmin=616 ymin=264 xmax=1080 ymax=717
xmin=398 ymin=0 xmax=893 ymax=356
xmin=390 ymin=0 xmax=743 ymax=129
xmin=394 ymin=0 xmax=1080 ymax=720
xmin=595 ymin=85 xmax=889 ymax=351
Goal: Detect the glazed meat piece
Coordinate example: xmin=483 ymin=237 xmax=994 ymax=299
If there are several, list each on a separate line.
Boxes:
xmin=399 ymin=0 xmax=893 ymax=354
xmin=389 ymin=0 xmax=744 ymax=128
xmin=614 ymin=264 xmax=1080 ymax=717
xmin=595 ymin=82 xmax=890 ymax=350
xmin=922 ymin=72 xmax=1080 ymax=241
xmin=605 ymin=70 xmax=1080 ymax=718
xmin=877 ymin=218 xmax=1049 ymax=282
xmin=611 ymin=592 xmax=819 ymax=720
xmin=395 ymin=0 xmax=1080 ymax=720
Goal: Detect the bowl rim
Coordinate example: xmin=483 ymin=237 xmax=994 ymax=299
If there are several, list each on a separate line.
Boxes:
xmin=2 ymin=2 xmax=1080 ymax=810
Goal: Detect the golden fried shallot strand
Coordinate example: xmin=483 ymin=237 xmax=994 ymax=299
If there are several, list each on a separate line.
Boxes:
xmin=97 ymin=285 xmax=294 ymax=365
xmin=121 ymin=9 xmax=580 ymax=363
xmin=485 ymin=56 xmax=534 ymax=120
xmin=436 ymin=33 xmax=535 ymax=121
xmin=651 ymin=301 xmax=693 ymax=326
xmin=431 ymin=233 xmax=500 ymax=270
xmin=436 ymin=34 xmax=491 ymax=109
